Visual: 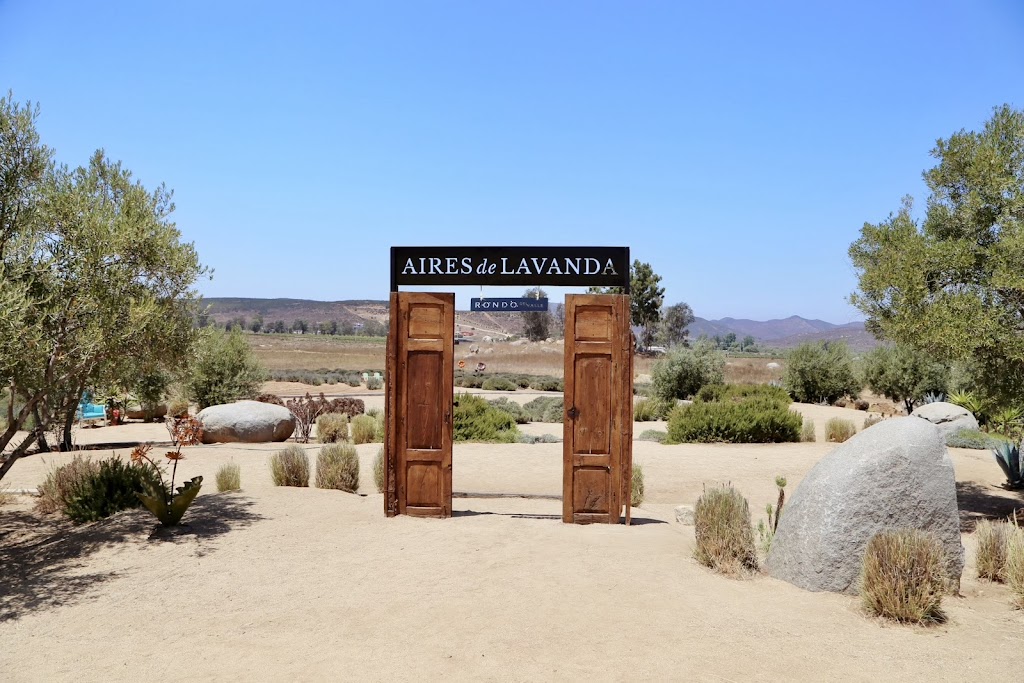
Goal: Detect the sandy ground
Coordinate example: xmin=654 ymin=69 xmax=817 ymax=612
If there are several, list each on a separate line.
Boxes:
xmin=2 ymin=407 xmax=1024 ymax=681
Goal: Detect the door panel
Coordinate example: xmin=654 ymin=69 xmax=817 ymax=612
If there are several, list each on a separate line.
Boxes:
xmin=385 ymin=292 xmax=454 ymax=518
xmin=563 ymin=294 xmax=633 ymax=524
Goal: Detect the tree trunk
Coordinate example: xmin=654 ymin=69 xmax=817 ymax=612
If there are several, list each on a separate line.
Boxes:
xmin=60 ymin=403 xmax=76 ymax=451
xmin=33 ymin=406 xmax=50 ymax=452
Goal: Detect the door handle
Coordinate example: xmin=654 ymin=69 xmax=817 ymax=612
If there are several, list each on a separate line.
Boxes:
xmin=567 ymin=406 xmax=578 ymax=420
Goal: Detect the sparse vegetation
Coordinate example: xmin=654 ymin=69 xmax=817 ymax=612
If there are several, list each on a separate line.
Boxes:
xmin=1007 ymin=526 xmax=1024 ymax=608
xmin=316 ymin=444 xmax=360 ymax=492
xmin=825 ymin=418 xmax=856 ymax=443
xmin=351 ymin=415 xmax=379 ymax=445
xmin=638 ymin=429 xmax=667 ymax=443
xmin=631 ymin=464 xmax=645 ymax=506
xmin=863 ymin=415 xmax=882 ymax=430
xmin=216 ymin=462 xmax=242 ymax=492
xmin=373 ymin=447 xmax=385 ymax=493
xmin=860 ymin=530 xmax=947 ymax=624
xmin=36 ymin=456 xmax=100 ymax=514
xmin=316 ymin=412 xmax=350 ymax=443
xmin=945 ymin=429 xmax=1006 ymax=450
xmin=800 ymin=418 xmax=816 ymax=442
xmin=693 ymin=485 xmax=758 ymax=576
xmin=756 ymin=476 xmax=787 ymax=556
xmin=975 ymin=520 xmax=1009 ymax=581
xmin=270 ymin=445 xmax=310 ymax=487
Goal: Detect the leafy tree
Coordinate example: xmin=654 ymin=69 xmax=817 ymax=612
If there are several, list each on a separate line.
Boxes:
xmin=291 ymin=319 xmax=309 ymax=334
xmin=651 ymin=339 xmax=725 ymax=401
xmin=521 ymin=287 xmax=550 ymax=341
xmin=272 ymin=320 xmax=287 ymax=334
xmin=659 ymin=302 xmax=695 ymax=347
xmin=186 ymin=328 xmax=267 ymax=409
xmin=249 ymin=315 xmax=263 ymax=333
xmin=590 ymin=259 xmax=665 ymax=347
xmin=741 ymin=335 xmax=757 ymax=351
xmin=850 ymin=105 xmax=1024 ymax=406
xmin=1 ymin=94 xmax=205 ymax=474
xmin=722 ymin=332 xmax=737 ymax=349
xmin=862 ymin=344 xmax=950 ymax=414
xmin=784 ymin=341 xmax=861 ymax=404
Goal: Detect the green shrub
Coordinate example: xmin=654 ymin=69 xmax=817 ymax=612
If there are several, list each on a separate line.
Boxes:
xmin=36 ymin=456 xmax=100 ymax=514
xmin=366 ymin=375 xmax=382 ymax=390
xmin=187 ymin=327 xmax=267 ymax=409
xmin=316 ymin=412 xmax=350 ymax=443
xmin=529 ymin=377 xmax=563 ymax=392
xmin=862 ymin=344 xmax=950 ymax=415
xmin=523 ymin=396 xmax=564 ymax=423
xmin=516 ymin=433 xmax=560 ymax=444
xmin=975 ymin=520 xmax=1009 ymax=581
xmin=860 ymin=530 xmax=947 ymax=623
xmin=316 ymin=444 xmax=360 ymax=492
xmin=784 ymin=341 xmax=860 ymax=405
xmin=1007 ymin=527 xmax=1024 ymax=608
xmin=638 ymin=429 xmax=667 ymax=443
xmin=633 ymin=398 xmax=674 ymax=422
xmin=373 ymin=410 xmax=385 ymax=441
xmin=695 ymin=383 xmax=790 ymax=407
xmin=482 ymin=377 xmax=517 ymax=391
xmin=800 ymin=418 xmax=816 ymax=442
xmin=63 ymin=457 xmax=161 ymax=523
xmin=693 ymin=485 xmax=758 ymax=575
xmin=946 ymin=428 xmax=1007 ymax=450
xmin=666 ymin=398 xmax=802 ymax=444
xmin=216 ymin=462 xmax=241 ymax=492
xmin=631 ymin=464 xmax=645 ymax=506
xmin=350 ymin=414 xmax=381 ymax=444
xmin=454 ymin=393 xmax=520 ymax=442
xmin=825 ymin=418 xmax=856 ymax=443
xmin=651 ymin=341 xmax=725 ymax=401
xmin=373 ymin=447 xmax=385 ymax=493
xmin=514 ymin=375 xmax=531 ymax=388
xmin=270 ymin=445 xmax=310 ymax=487
xmin=488 ymin=397 xmax=531 ymax=424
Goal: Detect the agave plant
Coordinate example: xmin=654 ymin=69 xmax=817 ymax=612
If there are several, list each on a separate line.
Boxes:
xmin=992 ymin=441 xmax=1024 ymax=490
xmin=948 ymin=390 xmax=984 ymax=420
xmin=922 ymin=392 xmax=946 ymax=405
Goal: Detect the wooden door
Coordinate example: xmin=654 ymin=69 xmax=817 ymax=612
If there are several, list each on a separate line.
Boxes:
xmin=562 ymin=294 xmax=633 ymax=524
xmin=385 ymin=292 xmax=454 ymax=518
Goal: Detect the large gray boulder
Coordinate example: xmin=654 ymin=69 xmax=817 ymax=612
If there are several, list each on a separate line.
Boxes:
xmin=766 ymin=418 xmax=963 ymax=594
xmin=911 ymin=401 xmax=979 ymax=437
xmin=197 ymin=400 xmax=296 ymax=444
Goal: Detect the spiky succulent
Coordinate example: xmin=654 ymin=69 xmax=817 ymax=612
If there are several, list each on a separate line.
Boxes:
xmin=992 ymin=441 xmax=1024 ymax=489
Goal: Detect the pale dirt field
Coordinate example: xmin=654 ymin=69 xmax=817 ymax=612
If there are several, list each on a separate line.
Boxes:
xmin=2 ymin=407 xmax=1023 ymax=681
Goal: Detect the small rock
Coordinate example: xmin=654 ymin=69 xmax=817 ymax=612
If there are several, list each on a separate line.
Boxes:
xmin=674 ymin=505 xmax=695 ymax=525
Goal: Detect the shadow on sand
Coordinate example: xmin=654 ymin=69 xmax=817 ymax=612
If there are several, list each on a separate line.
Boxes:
xmin=956 ymin=481 xmax=1024 ymax=532
xmin=451 ymin=509 xmax=667 ymax=525
xmin=0 ymin=494 xmax=264 ymax=622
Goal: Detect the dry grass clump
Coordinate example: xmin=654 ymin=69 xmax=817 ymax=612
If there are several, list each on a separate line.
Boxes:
xmin=975 ymin=520 xmax=1009 ymax=581
xmin=631 ymin=464 xmax=645 ymax=506
xmin=825 ymin=417 xmax=856 ymax=443
xmin=800 ymin=418 xmax=816 ymax=442
xmin=693 ymin=485 xmax=758 ymax=576
xmin=860 ymin=530 xmax=947 ymax=624
xmin=0 ymin=484 xmax=13 ymax=506
xmin=216 ymin=462 xmax=242 ymax=492
xmin=316 ymin=412 xmax=350 ymax=443
xmin=373 ymin=447 xmax=385 ymax=493
xmin=316 ymin=444 xmax=360 ymax=492
xmin=35 ymin=455 xmax=100 ymax=514
xmin=351 ymin=414 xmax=380 ymax=444
xmin=270 ymin=445 xmax=310 ymax=487
xmin=1007 ymin=526 xmax=1024 ymax=608
xmin=863 ymin=414 xmax=882 ymax=430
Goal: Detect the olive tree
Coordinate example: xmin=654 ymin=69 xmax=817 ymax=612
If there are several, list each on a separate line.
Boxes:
xmin=862 ymin=344 xmax=950 ymax=414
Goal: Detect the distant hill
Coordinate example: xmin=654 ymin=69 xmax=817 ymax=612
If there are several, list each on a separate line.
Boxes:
xmin=201 ymin=297 xmax=878 ymax=349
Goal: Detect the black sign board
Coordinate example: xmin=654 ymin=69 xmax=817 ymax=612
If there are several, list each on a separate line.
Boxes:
xmin=391 ymin=246 xmax=630 ymax=291
xmin=471 ymin=297 xmax=549 ymax=312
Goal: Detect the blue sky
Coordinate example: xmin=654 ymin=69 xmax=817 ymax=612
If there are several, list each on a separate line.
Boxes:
xmin=2 ymin=1 xmax=1022 ymax=321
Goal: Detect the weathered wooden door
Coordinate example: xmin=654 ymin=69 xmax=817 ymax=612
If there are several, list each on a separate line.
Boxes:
xmin=385 ymin=292 xmax=454 ymax=518
xmin=562 ymin=294 xmax=633 ymax=524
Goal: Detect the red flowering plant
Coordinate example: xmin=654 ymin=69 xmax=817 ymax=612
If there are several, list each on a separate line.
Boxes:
xmin=130 ymin=417 xmax=205 ymax=526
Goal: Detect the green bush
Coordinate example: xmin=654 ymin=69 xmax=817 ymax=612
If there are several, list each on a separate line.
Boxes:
xmin=800 ymin=418 xmax=816 ymax=442
xmin=695 ymin=383 xmax=791 ymax=407
xmin=825 ymin=418 xmax=856 ymax=443
xmin=523 ymin=396 xmax=564 ymax=423
xmin=693 ymin=485 xmax=758 ymax=575
xmin=366 ymin=375 xmax=382 ymax=390
xmin=945 ymin=428 xmax=1008 ymax=450
xmin=516 ymin=433 xmax=560 ymax=444
xmin=633 ymin=397 xmax=674 ymax=422
xmin=216 ymin=462 xmax=241 ymax=492
xmin=482 ymin=377 xmax=517 ymax=391
xmin=63 ymin=457 xmax=161 ymax=523
xmin=454 ymin=393 xmax=520 ymax=443
xmin=316 ymin=412 xmax=350 ymax=443
xmin=373 ymin=447 xmax=385 ymax=493
xmin=861 ymin=530 xmax=947 ymax=623
xmin=631 ymin=464 xmax=645 ymax=506
xmin=784 ymin=341 xmax=861 ymax=405
xmin=488 ymin=397 xmax=531 ymax=424
xmin=862 ymin=344 xmax=950 ymax=415
xmin=187 ymin=328 xmax=268 ymax=409
xmin=350 ymin=415 xmax=378 ymax=445
xmin=316 ymin=444 xmax=360 ymax=492
xmin=651 ymin=341 xmax=725 ymax=401
xmin=666 ymin=398 xmax=802 ymax=444
xmin=530 ymin=377 xmax=563 ymax=392
xmin=270 ymin=445 xmax=310 ymax=487
xmin=36 ymin=455 xmax=100 ymax=514
xmin=638 ymin=429 xmax=667 ymax=443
